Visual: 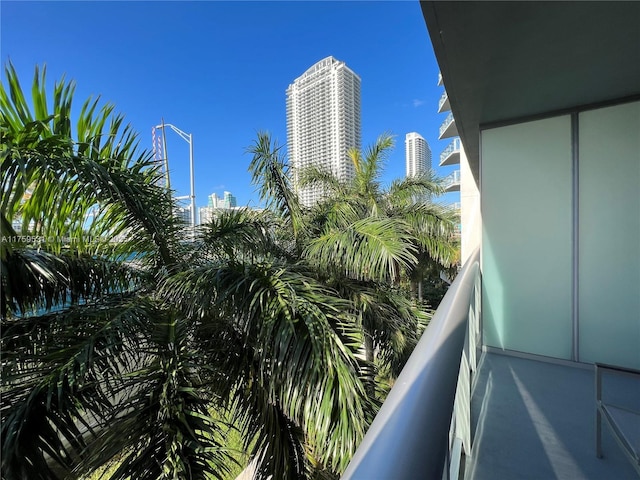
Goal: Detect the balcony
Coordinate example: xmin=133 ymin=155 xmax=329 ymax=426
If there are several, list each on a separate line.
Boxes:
xmin=444 ymin=170 xmax=461 ymax=192
xmin=438 ymin=71 xmax=443 ymax=86
xmin=438 ymin=91 xmax=451 ymax=113
xmin=467 ymin=353 xmax=639 ymax=479
xmin=440 ymin=138 xmax=462 ymax=166
xmin=342 ymin=250 xmax=639 ymax=480
xmin=439 ymin=112 xmax=458 ymax=139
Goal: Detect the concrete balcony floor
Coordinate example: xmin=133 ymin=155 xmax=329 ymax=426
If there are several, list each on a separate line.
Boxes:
xmin=467 ymin=352 xmax=639 ymax=480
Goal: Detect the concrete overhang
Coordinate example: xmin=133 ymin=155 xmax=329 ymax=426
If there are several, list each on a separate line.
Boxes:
xmin=421 ymin=1 xmax=640 ymax=182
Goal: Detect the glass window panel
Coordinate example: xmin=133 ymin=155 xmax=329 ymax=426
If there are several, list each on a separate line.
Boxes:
xmin=482 ymin=116 xmax=573 ymax=359
xmin=578 ymin=101 xmax=640 ymax=369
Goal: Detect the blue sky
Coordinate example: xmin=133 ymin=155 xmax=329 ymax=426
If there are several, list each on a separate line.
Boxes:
xmin=2 ymin=1 xmax=458 ymax=210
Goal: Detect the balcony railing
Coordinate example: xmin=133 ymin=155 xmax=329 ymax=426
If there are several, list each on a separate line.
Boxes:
xmin=438 ymin=91 xmax=451 ymax=113
xmin=342 ymin=249 xmax=481 ymax=479
xmin=439 ymin=112 xmax=458 ymax=139
xmin=440 ymin=138 xmax=461 ymax=166
xmin=444 ymin=170 xmax=461 ymax=192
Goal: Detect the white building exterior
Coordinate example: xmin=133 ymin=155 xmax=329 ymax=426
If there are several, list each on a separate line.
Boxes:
xmin=436 ymin=75 xmax=480 ymax=264
xmin=175 ymin=205 xmax=192 ymax=225
xmin=286 ymin=56 xmax=361 ymax=207
xmin=208 ymin=193 xmax=220 ymax=209
xmin=405 ymin=132 xmax=432 ymax=178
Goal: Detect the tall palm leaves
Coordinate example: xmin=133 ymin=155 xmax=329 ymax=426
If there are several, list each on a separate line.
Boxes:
xmin=160 ymin=255 xmax=374 ymax=478
xmin=1 ymin=63 xmax=179 ymax=266
xmin=248 ymin=132 xmax=303 ymax=245
xmin=2 ymin=65 xmax=377 ymax=480
xmin=301 ymin=133 xmax=458 ymax=275
xmin=295 ymin=133 xmax=459 ymax=382
xmin=2 ymin=63 xmax=458 ymax=480
xmin=164 ymin=206 xmax=376 ymax=477
xmin=1 ymin=64 xmax=214 ymax=479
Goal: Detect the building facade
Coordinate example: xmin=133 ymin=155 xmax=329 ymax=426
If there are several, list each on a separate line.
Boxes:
xmin=175 ymin=205 xmax=192 ymax=225
xmin=208 ymin=193 xmax=220 ymax=209
xmin=404 ymin=132 xmax=432 ymax=178
xmin=286 ymin=56 xmax=361 ymax=207
xmin=436 ymin=75 xmax=479 ymax=263
xmin=222 ymin=191 xmax=237 ymax=209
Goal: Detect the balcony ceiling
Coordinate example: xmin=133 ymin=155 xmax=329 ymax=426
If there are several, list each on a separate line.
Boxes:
xmin=421 ymin=1 xmax=640 ymax=181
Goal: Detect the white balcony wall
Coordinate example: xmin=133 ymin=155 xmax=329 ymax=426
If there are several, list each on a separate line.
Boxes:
xmin=481 ymin=116 xmax=573 ymax=360
xmin=460 ymin=146 xmax=480 ymax=265
xmin=578 ymin=101 xmax=640 ymax=369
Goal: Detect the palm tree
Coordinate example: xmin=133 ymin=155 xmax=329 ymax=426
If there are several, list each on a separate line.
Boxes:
xmin=296 ymin=133 xmax=460 ymax=383
xmin=1 ymin=63 xmax=225 ymax=479
xmin=246 ymin=132 xmax=458 ymax=402
xmin=299 ymin=133 xmax=458 ymax=279
xmin=2 ymin=65 xmax=376 ymax=480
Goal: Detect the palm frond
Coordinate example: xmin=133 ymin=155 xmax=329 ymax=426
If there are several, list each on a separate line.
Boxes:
xmin=1 ymin=296 xmax=157 ymax=479
xmin=357 ymin=132 xmax=394 ymax=196
xmin=305 ymin=217 xmax=418 ymax=283
xmin=247 ymin=132 xmax=302 ymax=240
xmin=1 ymin=62 xmax=180 ymax=265
xmin=386 ymin=170 xmax=445 ymax=205
xmin=196 ymin=207 xmax=280 ymax=262
xmin=84 ymin=324 xmax=232 ymax=480
xmin=1 ymin=247 xmax=139 ymax=318
xmin=160 ymin=259 xmax=375 ymax=477
xmin=297 ymin=164 xmax=348 ymax=199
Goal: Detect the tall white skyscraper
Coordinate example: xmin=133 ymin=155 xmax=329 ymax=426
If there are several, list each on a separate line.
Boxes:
xmin=405 ymin=132 xmax=432 ymax=178
xmin=286 ymin=56 xmax=361 ymax=207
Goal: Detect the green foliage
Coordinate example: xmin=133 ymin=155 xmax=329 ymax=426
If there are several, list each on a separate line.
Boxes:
xmin=293 ymin=132 xmax=459 ymax=379
xmin=1 ymin=65 xmax=458 ymax=480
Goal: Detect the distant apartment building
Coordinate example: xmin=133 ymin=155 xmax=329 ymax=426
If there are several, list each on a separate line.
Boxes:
xmin=199 ymin=206 xmax=214 ymax=225
xmin=208 ymin=193 xmax=221 ymax=209
xmin=222 ymin=191 xmax=237 ymax=209
xmin=405 ymin=132 xmax=432 ymax=178
xmin=286 ymin=56 xmax=361 ymax=207
xmin=199 ymin=191 xmax=238 ymax=224
xmin=175 ymin=205 xmax=192 ymax=225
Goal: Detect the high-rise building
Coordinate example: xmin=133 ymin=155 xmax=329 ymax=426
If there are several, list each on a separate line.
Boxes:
xmin=208 ymin=193 xmax=220 ymax=208
xmin=222 ymin=191 xmax=237 ymax=209
xmin=405 ymin=132 xmax=432 ymax=178
xmin=286 ymin=56 xmax=361 ymax=207
xmin=199 ymin=191 xmax=238 ymax=224
xmin=175 ymin=205 xmax=192 ymax=225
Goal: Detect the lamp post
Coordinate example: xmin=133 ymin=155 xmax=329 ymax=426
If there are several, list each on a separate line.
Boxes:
xmin=154 ymin=122 xmax=196 ymax=231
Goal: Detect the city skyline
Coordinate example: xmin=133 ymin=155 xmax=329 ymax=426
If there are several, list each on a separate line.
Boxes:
xmin=199 ymin=190 xmax=240 ymax=224
xmin=2 ymin=1 xmax=459 ymax=209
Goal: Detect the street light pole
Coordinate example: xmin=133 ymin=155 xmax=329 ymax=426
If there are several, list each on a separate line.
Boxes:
xmin=154 ymin=123 xmax=196 ymax=232
xmin=188 ymin=132 xmax=195 ymax=229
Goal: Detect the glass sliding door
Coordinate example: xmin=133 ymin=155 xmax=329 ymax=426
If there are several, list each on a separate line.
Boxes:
xmin=578 ymin=101 xmax=640 ymax=369
xmin=481 ymin=115 xmax=573 ymax=360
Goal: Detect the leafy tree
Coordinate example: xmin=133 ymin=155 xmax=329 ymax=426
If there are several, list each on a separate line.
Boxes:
xmin=296 ymin=133 xmax=459 ymax=382
xmin=248 ymin=132 xmax=459 ymax=393
xmin=2 ymin=65 xmax=458 ymax=480
xmin=1 ymin=63 xmax=225 ymax=479
xmin=1 ymin=65 xmax=375 ymax=480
